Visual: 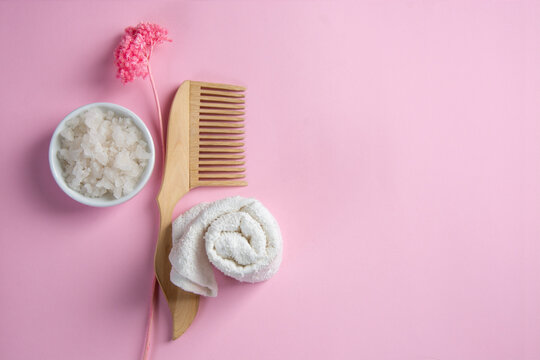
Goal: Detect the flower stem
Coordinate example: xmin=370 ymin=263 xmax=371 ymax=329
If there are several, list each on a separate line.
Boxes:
xmin=147 ymin=63 xmax=165 ymax=166
xmin=141 ymin=279 xmax=157 ymax=360
xmin=142 ymin=56 xmax=163 ymax=360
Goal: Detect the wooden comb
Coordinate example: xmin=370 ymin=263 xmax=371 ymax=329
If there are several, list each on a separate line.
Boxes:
xmin=154 ymin=81 xmax=247 ymax=339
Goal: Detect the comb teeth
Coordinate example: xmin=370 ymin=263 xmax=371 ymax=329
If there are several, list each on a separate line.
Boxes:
xmin=199 ymin=134 xmax=244 ymax=140
xmin=190 ymin=82 xmax=247 ymax=187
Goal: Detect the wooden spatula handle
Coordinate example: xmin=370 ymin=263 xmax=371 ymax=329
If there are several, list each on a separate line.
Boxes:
xmin=155 ymin=197 xmax=200 ymax=339
xmin=154 ymin=81 xmax=200 ymax=339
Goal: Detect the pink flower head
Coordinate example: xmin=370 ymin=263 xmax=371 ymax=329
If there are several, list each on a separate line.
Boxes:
xmin=114 ymin=22 xmax=171 ymax=84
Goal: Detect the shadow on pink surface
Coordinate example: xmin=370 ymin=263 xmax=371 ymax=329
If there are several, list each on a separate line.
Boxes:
xmin=29 ymin=132 xmax=96 ymax=213
xmin=90 ymin=35 xmax=122 ymax=91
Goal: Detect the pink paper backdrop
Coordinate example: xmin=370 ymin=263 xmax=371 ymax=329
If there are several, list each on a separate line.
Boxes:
xmin=1 ymin=1 xmax=540 ymax=359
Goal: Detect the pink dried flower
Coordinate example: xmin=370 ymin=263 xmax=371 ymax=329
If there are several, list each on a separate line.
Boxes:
xmin=114 ymin=23 xmax=171 ymax=84
xmin=114 ymin=24 xmax=171 ymax=360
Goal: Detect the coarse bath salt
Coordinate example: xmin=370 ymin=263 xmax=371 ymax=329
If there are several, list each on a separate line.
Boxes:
xmin=57 ymin=107 xmax=151 ymax=199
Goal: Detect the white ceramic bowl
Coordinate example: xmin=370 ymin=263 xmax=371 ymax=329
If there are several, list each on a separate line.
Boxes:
xmin=49 ymin=102 xmax=155 ymax=207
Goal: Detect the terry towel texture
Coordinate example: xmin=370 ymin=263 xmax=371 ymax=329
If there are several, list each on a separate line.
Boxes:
xmin=169 ymin=196 xmax=283 ymax=297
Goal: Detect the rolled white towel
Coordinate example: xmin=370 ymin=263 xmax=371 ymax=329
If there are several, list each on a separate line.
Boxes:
xmin=169 ymin=196 xmax=282 ymax=297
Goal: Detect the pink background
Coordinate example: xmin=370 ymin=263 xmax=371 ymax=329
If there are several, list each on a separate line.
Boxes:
xmin=1 ymin=1 xmax=540 ymax=359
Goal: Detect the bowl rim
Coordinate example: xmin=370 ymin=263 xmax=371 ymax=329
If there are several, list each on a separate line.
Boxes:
xmin=49 ymin=102 xmax=156 ymax=207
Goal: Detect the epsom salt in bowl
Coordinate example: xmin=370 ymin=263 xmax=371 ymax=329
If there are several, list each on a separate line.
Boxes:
xmin=49 ymin=102 xmax=155 ymax=207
